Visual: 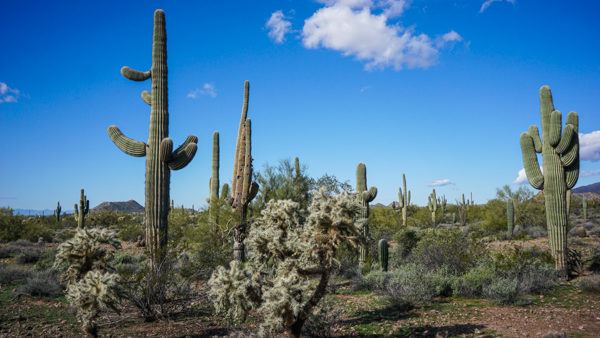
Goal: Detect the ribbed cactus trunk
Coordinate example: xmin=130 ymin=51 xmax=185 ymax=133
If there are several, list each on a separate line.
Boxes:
xmin=398 ymin=174 xmax=410 ymax=227
xmin=457 ymin=194 xmax=469 ymax=226
xmin=74 ymin=189 xmax=89 ymax=228
xmin=230 ymin=81 xmax=259 ymax=262
xmin=428 ymin=189 xmax=438 ymax=226
xmin=519 ymin=86 xmax=579 ymax=277
xmin=209 ymin=131 xmax=220 ymax=223
xmin=378 ymin=239 xmax=389 ymax=272
xmin=356 ymin=163 xmax=377 ymax=270
xmin=107 ymin=10 xmax=197 ymax=270
xmin=507 ymin=198 xmax=515 ymax=237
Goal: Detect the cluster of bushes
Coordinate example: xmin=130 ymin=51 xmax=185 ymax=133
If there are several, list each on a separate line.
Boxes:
xmin=358 ymin=228 xmax=558 ymax=306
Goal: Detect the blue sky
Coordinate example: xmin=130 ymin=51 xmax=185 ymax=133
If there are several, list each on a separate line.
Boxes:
xmin=1 ymin=0 xmax=599 ymax=209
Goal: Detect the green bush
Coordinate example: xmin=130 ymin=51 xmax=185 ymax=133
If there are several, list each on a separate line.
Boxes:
xmin=16 ymin=249 xmax=44 ymax=264
xmin=483 ymin=277 xmax=519 ymax=304
xmin=17 ymin=270 xmax=62 ymax=297
xmin=384 ymin=263 xmax=453 ymax=307
xmin=0 ymin=264 xmax=32 ymax=285
xmin=391 ymin=228 xmax=419 ymax=268
xmin=578 ymin=275 xmax=600 ymax=294
xmin=452 ymin=263 xmax=496 ymax=297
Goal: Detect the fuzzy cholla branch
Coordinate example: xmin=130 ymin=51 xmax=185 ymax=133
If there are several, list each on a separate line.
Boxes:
xmin=209 ymin=188 xmax=362 ymax=337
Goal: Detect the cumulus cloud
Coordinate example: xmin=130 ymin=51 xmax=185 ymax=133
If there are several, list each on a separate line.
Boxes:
xmin=187 ymin=83 xmax=217 ymax=99
xmin=302 ymin=0 xmax=461 ymax=70
xmin=480 ymin=0 xmax=516 ymax=13
xmin=0 ymin=82 xmax=21 ymax=103
xmin=429 ymin=179 xmax=454 ymax=187
xmin=580 ymin=131 xmax=600 ymax=162
xmin=266 ymin=10 xmax=292 ymax=44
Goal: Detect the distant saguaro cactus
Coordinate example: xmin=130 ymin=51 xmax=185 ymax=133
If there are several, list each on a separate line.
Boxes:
xmin=229 ymin=81 xmax=259 ymax=262
xmin=209 ymin=131 xmax=220 ymax=223
xmin=74 ymin=189 xmax=89 ymax=228
xmin=507 ymin=198 xmax=515 ymax=237
xmin=54 ymin=201 xmax=62 ymax=223
xmin=356 ymin=163 xmax=377 ymax=269
xmin=519 ymin=85 xmax=579 ymax=276
xmin=583 ymin=196 xmax=588 ymax=221
xmin=428 ymin=189 xmax=438 ymax=225
xmin=107 ymin=10 xmax=198 ymax=268
xmin=396 ymin=174 xmax=411 ymax=226
xmin=439 ymin=195 xmax=447 ymax=223
xmin=378 ymin=239 xmax=389 ymax=272
xmin=457 ymin=193 xmax=471 ymax=226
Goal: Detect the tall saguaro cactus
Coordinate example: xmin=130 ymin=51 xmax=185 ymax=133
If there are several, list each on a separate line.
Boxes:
xmin=428 ymin=189 xmax=438 ymax=225
xmin=507 ymin=198 xmax=515 ymax=237
xmin=54 ymin=201 xmax=62 ymax=223
xmin=230 ymin=81 xmax=259 ymax=262
xmin=397 ymin=174 xmax=411 ymax=226
xmin=519 ymin=85 xmax=579 ymax=276
xmin=356 ymin=163 xmax=377 ymax=269
xmin=74 ymin=189 xmax=89 ymax=228
xmin=457 ymin=193 xmax=470 ymax=226
xmin=107 ymin=10 xmax=198 ymax=267
xmin=209 ymin=131 xmax=220 ymax=223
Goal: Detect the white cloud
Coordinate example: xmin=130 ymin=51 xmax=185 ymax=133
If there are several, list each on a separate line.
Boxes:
xmin=429 ymin=179 xmax=453 ymax=187
xmin=480 ymin=0 xmax=516 ymax=13
xmin=514 ymin=166 xmax=543 ymax=185
xmin=302 ymin=0 xmax=460 ymax=70
xmin=266 ymin=10 xmax=292 ymax=44
xmin=0 ymin=82 xmax=21 ymax=103
xmin=582 ymin=169 xmax=600 ymax=178
xmin=187 ymin=83 xmax=217 ymax=99
xmin=580 ymin=131 xmax=600 ymax=162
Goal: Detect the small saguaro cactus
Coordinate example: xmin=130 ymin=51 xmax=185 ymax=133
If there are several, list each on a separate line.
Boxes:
xmin=221 ymin=183 xmax=230 ymax=202
xmin=428 ymin=189 xmax=438 ymax=225
xmin=452 ymin=212 xmax=457 ymax=224
xmin=294 ymin=157 xmax=301 ymax=179
xmin=54 ymin=201 xmax=62 ymax=223
xmin=356 ymin=163 xmax=377 ymax=269
xmin=582 ymin=196 xmax=588 ymax=221
xmin=439 ymin=195 xmax=447 ymax=222
xmin=209 ymin=131 xmax=220 ymax=223
xmin=396 ymin=174 xmax=411 ymax=227
xmin=74 ymin=189 xmax=89 ymax=228
xmin=378 ymin=239 xmax=389 ymax=272
xmin=457 ymin=193 xmax=471 ymax=226
xmin=519 ymin=85 xmax=579 ymax=276
xmin=507 ymin=198 xmax=515 ymax=237
xmin=229 ymin=81 xmax=259 ymax=262
xmin=107 ymin=10 xmax=198 ymax=268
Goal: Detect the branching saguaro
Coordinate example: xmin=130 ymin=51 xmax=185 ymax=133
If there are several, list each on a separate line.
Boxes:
xmin=519 ymin=85 xmax=579 ymax=277
xmin=395 ymin=174 xmax=411 ymax=226
xmin=456 ymin=193 xmax=471 ymax=226
xmin=74 ymin=189 xmax=89 ymax=228
xmin=54 ymin=201 xmax=62 ymax=223
xmin=229 ymin=81 xmax=259 ymax=262
xmin=209 ymin=131 xmax=220 ymax=223
xmin=356 ymin=163 xmax=377 ymax=269
xmin=428 ymin=189 xmax=438 ymax=225
xmin=107 ymin=10 xmax=197 ymax=268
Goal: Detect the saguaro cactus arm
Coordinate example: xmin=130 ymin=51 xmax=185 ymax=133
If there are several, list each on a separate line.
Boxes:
xmin=520 ymin=132 xmax=544 ymax=189
xmin=108 ymin=126 xmax=147 ymax=157
xmin=141 ymin=91 xmax=152 ymax=105
xmin=120 ymin=66 xmax=151 ymax=81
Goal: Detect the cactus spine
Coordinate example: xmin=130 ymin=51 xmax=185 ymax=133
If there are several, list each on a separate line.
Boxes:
xmin=107 ymin=10 xmax=198 ymax=268
xmin=583 ymin=196 xmax=588 ymax=221
xmin=378 ymin=239 xmax=389 ymax=272
xmin=356 ymin=163 xmax=377 ymax=269
xmin=54 ymin=201 xmax=62 ymax=223
xmin=507 ymin=198 xmax=515 ymax=237
xmin=209 ymin=131 xmax=220 ymax=223
xmin=230 ymin=81 xmax=259 ymax=262
xmin=519 ymin=85 xmax=579 ymax=276
xmin=428 ymin=189 xmax=438 ymax=225
xmin=397 ymin=174 xmax=411 ymax=226
xmin=74 ymin=189 xmax=89 ymax=228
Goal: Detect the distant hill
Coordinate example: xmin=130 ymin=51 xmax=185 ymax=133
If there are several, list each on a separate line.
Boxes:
xmin=92 ymin=200 xmax=144 ymax=213
xmin=573 ymin=182 xmax=600 ymax=195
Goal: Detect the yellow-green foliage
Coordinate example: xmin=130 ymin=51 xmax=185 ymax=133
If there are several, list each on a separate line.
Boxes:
xmin=208 ymin=189 xmax=362 ymax=337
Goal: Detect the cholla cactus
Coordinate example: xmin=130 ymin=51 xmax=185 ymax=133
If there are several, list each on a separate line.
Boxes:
xmin=66 ymin=271 xmax=121 ymax=337
xmin=208 ymin=189 xmax=362 ymax=337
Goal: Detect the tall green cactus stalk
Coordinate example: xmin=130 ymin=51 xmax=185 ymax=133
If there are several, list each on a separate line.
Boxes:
xmin=428 ymin=189 xmax=438 ymax=225
xmin=221 ymin=183 xmax=230 ymax=201
xmin=397 ymin=174 xmax=411 ymax=226
xmin=452 ymin=212 xmax=457 ymax=224
xmin=54 ymin=201 xmax=62 ymax=223
xmin=378 ymin=239 xmax=389 ymax=272
xmin=583 ymin=196 xmax=588 ymax=221
xmin=294 ymin=157 xmax=301 ymax=179
xmin=209 ymin=131 xmax=220 ymax=223
xmin=356 ymin=163 xmax=377 ymax=269
xmin=507 ymin=198 xmax=515 ymax=237
xmin=457 ymin=193 xmax=470 ymax=226
xmin=439 ymin=195 xmax=447 ymax=222
xmin=519 ymin=85 xmax=579 ymax=276
xmin=74 ymin=189 xmax=89 ymax=228
xmin=107 ymin=10 xmax=198 ymax=268
xmin=566 ymin=189 xmax=572 ymax=216
xmin=230 ymin=81 xmax=259 ymax=262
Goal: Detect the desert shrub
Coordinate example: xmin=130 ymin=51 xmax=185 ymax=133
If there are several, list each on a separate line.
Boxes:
xmin=302 ymin=298 xmax=342 ymax=337
xmin=408 ymin=228 xmax=481 ymax=274
xmin=0 ymin=244 xmax=26 ymax=258
xmin=578 ymin=275 xmax=600 ymax=294
xmin=0 ymin=264 xmax=32 ymax=285
xmin=391 ymin=228 xmax=419 ymax=268
xmin=18 ymin=270 xmax=62 ymax=297
xmin=334 ymin=242 xmax=360 ymax=278
xmin=524 ymin=226 xmax=547 ymax=239
xmin=588 ymin=245 xmax=600 ymax=273
xmin=483 ymin=277 xmax=519 ymax=304
xmin=0 ymin=215 xmax=55 ymax=243
xmin=361 ymin=270 xmax=390 ymax=291
xmin=480 ymin=199 xmax=507 ymax=234
xmin=16 ymin=248 xmax=44 ymax=264
xmin=34 ymin=248 xmax=57 ymax=271
xmin=118 ymin=221 xmax=143 ymax=242
xmin=452 ymin=263 xmax=496 ymax=297
xmin=209 ymin=190 xmax=362 ymax=336
xmin=385 ymin=263 xmax=453 ymax=307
